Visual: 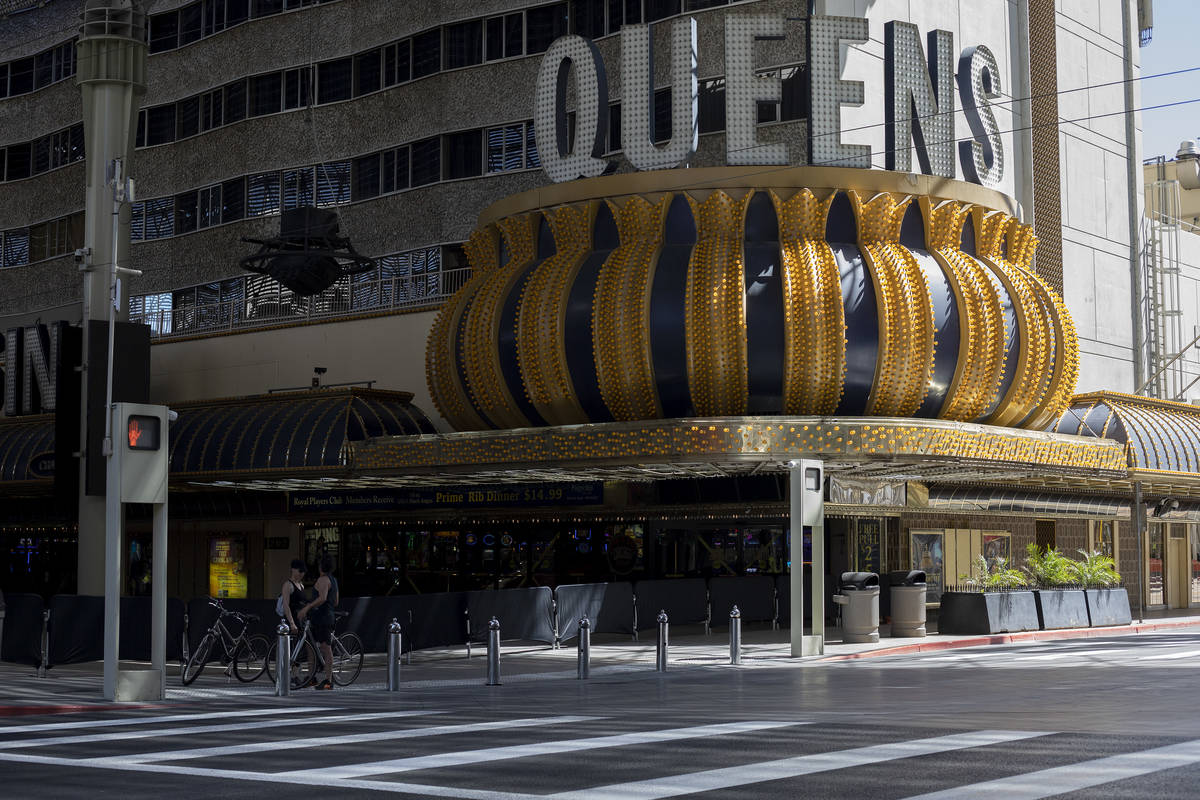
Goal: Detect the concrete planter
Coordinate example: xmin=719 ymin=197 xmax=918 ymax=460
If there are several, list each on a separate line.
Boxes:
xmin=1033 ymin=589 xmax=1089 ymax=630
xmin=937 ymin=591 xmax=1040 ymax=635
xmin=1084 ymin=587 xmax=1132 ymax=627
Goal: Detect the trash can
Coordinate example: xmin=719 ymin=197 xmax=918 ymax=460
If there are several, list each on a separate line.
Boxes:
xmin=832 ymin=572 xmax=880 ymax=643
xmin=888 ymin=570 xmax=927 ymax=637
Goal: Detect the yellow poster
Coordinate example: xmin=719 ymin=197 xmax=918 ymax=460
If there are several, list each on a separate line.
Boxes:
xmin=209 ymin=536 xmax=247 ymax=598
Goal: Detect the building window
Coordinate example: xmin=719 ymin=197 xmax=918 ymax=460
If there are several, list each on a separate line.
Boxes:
xmin=382 ymin=146 xmax=410 ymax=193
xmin=445 ymin=20 xmax=483 ymax=69
xmin=176 ymin=191 xmax=199 ymax=234
xmin=5 ymin=143 xmax=31 ymax=180
xmin=178 ymin=96 xmax=201 ymax=138
xmin=144 ymin=197 xmax=176 ymax=239
xmin=686 ymin=0 xmax=725 ymax=9
xmin=527 ymin=3 xmax=568 ymax=54
xmin=384 ymin=39 xmax=411 ymax=85
xmin=203 ymin=0 xmax=227 ymax=36
xmin=487 ymin=123 xmax=531 ymax=172
xmin=318 ymin=58 xmax=352 ymax=104
xmin=201 ymin=88 xmax=225 ymax=130
xmin=412 ymin=30 xmax=441 ymax=78
xmin=250 ymin=72 xmax=283 ymax=116
xmin=445 ymin=130 xmax=483 ymax=179
xmin=645 ymin=0 xmax=681 ymax=21
xmin=130 ymin=202 xmax=145 ymax=242
xmin=284 ymin=67 xmax=312 ymax=109
xmin=149 ymin=13 xmax=179 ymax=53
xmin=8 ymin=57 xmax=33 ymax=96
xmin=410 ymin=137 xmax=441 ymax=186
xmin=283 ymin=167 xmax=316 ymax=208
xmin=653 ymin=88 xmax=671 ymax=143
xmin=198 ymin=183 xmax=223 ymax=229
xmin=146 ymin=106 xmax=177 ymax=146
xmin=178 ymin=3 xmax=203 ymax=46
xmin=316 ymin=160 xmax=351 ymax=206
xmin=354 ymin=50 xmax=381 ymax=96
xmin=2 ymin=228 xmax=29 ymax=267
xmin=248 ymin=171 xmax=282 ymax=216
xmin=571 ymin=0 xmax=606 ymax=39
xmin=699 ymin=77 xmax=725 ymax=133
xmin=225 ymin=79 xmax=247 ymax=123
xmin=352 ymin=154 xmax=381 ymax=200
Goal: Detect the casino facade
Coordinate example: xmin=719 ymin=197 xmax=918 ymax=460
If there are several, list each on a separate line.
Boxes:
xmin=4 ymin=0 xmax=1199 ymax=620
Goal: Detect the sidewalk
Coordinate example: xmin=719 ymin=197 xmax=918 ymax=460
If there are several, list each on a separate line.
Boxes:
xmin=3 ymin=611 xmax=1200 ymax=712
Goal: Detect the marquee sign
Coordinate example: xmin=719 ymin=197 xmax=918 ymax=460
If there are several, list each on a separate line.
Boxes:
xmin=534 ymin=14 xmax=1004 ymax=188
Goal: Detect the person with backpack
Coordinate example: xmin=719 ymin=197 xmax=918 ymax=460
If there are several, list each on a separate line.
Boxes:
xmin=278 ymin=558 xmax=307 ymax=635
xmin=298 ymin=554 xmax=338 ymax=690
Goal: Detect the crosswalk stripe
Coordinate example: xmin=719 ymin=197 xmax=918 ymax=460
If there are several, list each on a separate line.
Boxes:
xmin=278 ymin=720 xmax=806 ymax=780
xmin=0 ymin=710 xmax=439 ymax=751
xmin=103 ymin=716 xmax=599 ymax=764
xmin=0 ymin=751 xmax=540 ymax=800
xmin=0 ymin=706 xmax=325 ymax=736
xmin=545 ymin=730 xmax=1051 ymax=800
xmin=902 ymin=738 xmax=1200 ymax=799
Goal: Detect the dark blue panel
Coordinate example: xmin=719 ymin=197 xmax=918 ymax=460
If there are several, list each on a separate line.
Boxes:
xmin=743 ymin=192 xmax=784 ymax=414
xmin=834 ymin=243 xmax=877 ymax=415
xmin=651 ymin=195 xmax=697 ymax=418
xmin=826 ymin=192 xmax=857 ymax=243
xmin=899 ymin=202 xmax=925 ymax=250
xmin=979 ymin=257 xmax=1019 ymax=419
xmin=1082 ymin=404 xmax=1116 ymax=438
xmin=268 ymin=401 xmax=314 ymax=468
xmin=300 ymin=399 xmax=346 ymax=467
xmin=201 ymin=404 xmax=253 ymax=471
xmin=914 ymin=249 xmax=958 ymax=417
xmin=564 ymin=204 xmax=617 ymax=424
xmin=246 ymin=405 xmax=285 ymax=469
xmin=497 ymin=218 xmax=553 ymax=428
xmin=169 ymin=405 xmax=211 ymax=472
xmin=960 ymin=214 xmax=977 ymax=256
xmin=451 ymin=293 xmax=498 ymax=430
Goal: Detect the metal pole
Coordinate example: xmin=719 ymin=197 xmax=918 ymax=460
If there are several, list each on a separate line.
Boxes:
xmin=1134 ymin=481 xmax=1145 ymax=623
xmin=386 ymin=618 xmax=402 ymax=692
xmin=38 ymin=609 xmax=49 ymax=679
xmin=729 ymin=605 xmax=742 ymax=665
xmin=577 ymin=616 xmax=591 ymax=680
xmin=655 ymin=610 xmax=668 ymax=671
xmin=102 ymin=423 xmax=121 ymax=700
xmin=486 ymin=617 xmax=501 ymax=686
xmin=150 ymin=499 xmax=167 ymax=699
xmin=275 ymin=621 xmax=291 ymax=697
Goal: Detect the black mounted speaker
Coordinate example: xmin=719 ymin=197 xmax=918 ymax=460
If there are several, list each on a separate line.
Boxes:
xmin=239 ymin=207 xmax=375 ymax=296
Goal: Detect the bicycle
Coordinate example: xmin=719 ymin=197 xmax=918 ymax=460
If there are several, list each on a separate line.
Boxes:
xmin=267 ymin=612 xmax=364 ymax=689
xmin=181 ymin=598 xmax=271 ymax=685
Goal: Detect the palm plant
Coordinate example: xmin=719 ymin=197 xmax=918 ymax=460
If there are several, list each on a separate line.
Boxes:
xmin=1069 ymin=549 xmax=1122 ymax=588
xmin=1022 ymin=544 xmax=1077 ymax=588
xmin=961 ymin=554 xmax=1026 ymax=591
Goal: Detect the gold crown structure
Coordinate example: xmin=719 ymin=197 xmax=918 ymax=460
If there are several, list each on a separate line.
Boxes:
xmin=426 ymin=167 xmax=1078 ymax=433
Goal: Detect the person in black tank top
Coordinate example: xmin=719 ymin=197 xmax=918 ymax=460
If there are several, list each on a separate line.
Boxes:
xmin=280 ymin=558 xmax=307 ymax=635
xmin=299 ymin=554 xmax=337 ymax=689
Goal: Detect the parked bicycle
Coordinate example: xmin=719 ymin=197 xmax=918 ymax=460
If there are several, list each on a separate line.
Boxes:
xmin=181 ymin=598 xmax=271 ymax=685
xmin=267 ymin=612 xmax=364 ymax=688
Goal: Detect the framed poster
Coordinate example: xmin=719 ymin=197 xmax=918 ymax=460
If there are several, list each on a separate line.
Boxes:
xmin=910 ymin=530 xmax=945 ymax=600
xmin=208 ymin=535 xmax=247 ymax=599
xmin=982 ymin=532 xmax=1011 ymax=567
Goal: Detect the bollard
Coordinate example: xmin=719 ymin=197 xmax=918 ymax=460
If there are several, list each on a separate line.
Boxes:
xmin=386 ymin=618 xmax=403 ymax=692
xmin=577 ymin=616 xmax=591 ymax=680
xmin=486 ymin=617 xmax=501 ymax=685
xmin=275 ymin=620 xmax=291 ymax=697
xmin=38 ymin=609 xmax=49 ymax=679
xmin=729 ymin=605 xmax=742 ymax=665
xmin=655 ymin=610 xmax=668 ymax=671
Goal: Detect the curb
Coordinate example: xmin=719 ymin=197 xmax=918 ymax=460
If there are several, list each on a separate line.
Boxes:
xmin=820 ymin=616 xmax=1200 ymax=661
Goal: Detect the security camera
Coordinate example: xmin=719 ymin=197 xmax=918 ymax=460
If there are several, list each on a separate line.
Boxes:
xmin=73 ymin=247 xmax=91 ymax=263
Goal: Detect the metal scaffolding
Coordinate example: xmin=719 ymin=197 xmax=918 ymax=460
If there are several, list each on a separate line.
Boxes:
xmin=1142 ymin=157 xmax=1188 ymax=400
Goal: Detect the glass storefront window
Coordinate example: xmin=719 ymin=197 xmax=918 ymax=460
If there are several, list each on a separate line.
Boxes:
xmin=1147 ymin=523 xmax=1165 ymax=606
xmin=1190 ymin=526 xmax=1200 ymax=605
xmin=1091 ymin=520 xmax=1115 ymax=563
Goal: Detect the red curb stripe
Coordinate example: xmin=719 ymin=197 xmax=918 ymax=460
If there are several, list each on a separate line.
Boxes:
xmin=821 ymin=617 xmax=1200 ymax=661
xmin=0 ymin=703 xmax=162 ymax=717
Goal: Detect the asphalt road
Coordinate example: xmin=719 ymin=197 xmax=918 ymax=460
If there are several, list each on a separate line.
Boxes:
xmin=3 ymin=633 xmax=1200 ymax=799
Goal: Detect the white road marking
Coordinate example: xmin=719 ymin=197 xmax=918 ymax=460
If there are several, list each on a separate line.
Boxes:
xmin=0 ymin=751 xmax=540 ymax=800
xmin=546 ymin=730 xmax=1050 ymax=800
xmin=903 ymin=738 xmax=1200 ymax=799
xmin=278 ymin=720 xmax=805 ymax=780
xmin=0 ymin=706 xmax=325 ymax=736
xmin=1138 ymin=648 xmax=1200 ymax=661
xmin=0 ymin=710 xmax=439 ymax=750
xmin=103 ymin=715 xmax=598 ymax=764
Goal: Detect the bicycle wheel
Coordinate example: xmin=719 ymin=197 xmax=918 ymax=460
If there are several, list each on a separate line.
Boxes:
xmin=330 ymin=632 xmax=364 ymax=686
xmin=181 ymin=633 xmax=214 ymax=685
xmin=234 ymin=635 xmax=270 ymax=682
xmin=290 ymin=641 xmax=317 ymax=689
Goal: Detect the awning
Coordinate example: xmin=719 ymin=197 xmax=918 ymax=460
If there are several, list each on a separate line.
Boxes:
xmin=0 ymin=387 xmax=435 ymax=489
xmin=1050 ymin=391 xmax=1200 ymax=475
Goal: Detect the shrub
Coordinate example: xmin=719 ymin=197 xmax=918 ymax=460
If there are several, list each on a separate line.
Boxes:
xmin=1022 ymin=544 xmax=1077 ymax=588
xmin=1070 ymin=549 xmax=1122 ymax=588
xmin=961 ymin=555 xmax=1026 ymax=591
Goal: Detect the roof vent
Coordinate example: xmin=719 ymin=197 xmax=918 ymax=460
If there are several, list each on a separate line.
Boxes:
xmin=1178 ymin=140 xmax=1200 ymax=160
